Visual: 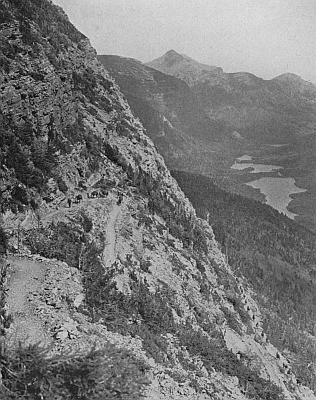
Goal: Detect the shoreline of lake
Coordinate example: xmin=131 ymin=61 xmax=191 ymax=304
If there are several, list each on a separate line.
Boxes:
xmin=231 ymin=162 xmax=282 ymax=174
xmin=246 ymin=177 xmax=306 ymax=219
xmin=231 ymin=155 xmax=306 ymax=219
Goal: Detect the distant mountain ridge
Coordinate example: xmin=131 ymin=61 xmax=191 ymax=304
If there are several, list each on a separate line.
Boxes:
xmin=100 ymin=50 xmax=316 ymax=146
xmin=146 ymin=49 xmax=223 ymax=86
xmin=147 ymin=50 xmax=316 ymax=143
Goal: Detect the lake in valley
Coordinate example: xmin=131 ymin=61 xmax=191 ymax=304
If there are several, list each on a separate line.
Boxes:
xmin=231 ymin=155 xmax=282 ymax=174
xmin=246 ymin=177 xmax=306 ymax=219
xmin=231 ymin=155 xmax=306 ymax=219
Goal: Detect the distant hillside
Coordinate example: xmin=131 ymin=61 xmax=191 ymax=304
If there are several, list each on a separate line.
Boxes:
xmin=147 ymin=50 xmax=316 ymax=144
xmin=98 ymin=54 xmax=224 ymax=170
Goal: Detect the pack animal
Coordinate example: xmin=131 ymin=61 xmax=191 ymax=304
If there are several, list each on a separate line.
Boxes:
xmin=91 ymin=190 xmax=99 ymax=198
xmin=74 ymin=194 xmax=83 ymax=203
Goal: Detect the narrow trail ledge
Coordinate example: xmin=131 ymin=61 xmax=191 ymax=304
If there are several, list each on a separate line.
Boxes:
xmin=5 ymin=255 xmax=51 ymax=348
xmin=102 ymin=197 xmax=126 ymax=268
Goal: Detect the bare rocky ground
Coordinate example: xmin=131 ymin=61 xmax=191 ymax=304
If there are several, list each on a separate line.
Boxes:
xmin=2 ymin=193 xmax=240 ymax=398
xmin=3 ymin=190 xmax=316 ymax=400
xmin=5 ymin=256 xmax=50 ymax=348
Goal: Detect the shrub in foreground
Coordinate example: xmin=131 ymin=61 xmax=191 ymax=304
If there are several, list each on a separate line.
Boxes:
xmin=0 ymin=341 xmax=149 ymax=399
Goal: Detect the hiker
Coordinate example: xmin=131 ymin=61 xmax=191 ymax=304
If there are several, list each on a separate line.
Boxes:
xmin=117 ymin=191 xmax=123 ymax=205
xmin=67 ymin=198 xmax=72 ymax=208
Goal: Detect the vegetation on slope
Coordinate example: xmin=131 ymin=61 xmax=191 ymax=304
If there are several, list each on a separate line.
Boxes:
xmin=82 ymin=236 xmax=283 ymax=399
xmin=17 ymin=190 xmax=284 ymax=399
xmin=26 ymin=187 xmax=281 ymax=399
xmin=0 ymin=342 xmax=148 ymax=400
xmin=0 ymin=227 xmax=11 ymax=337
xmin=0 ymin=224 xmax=8 ymax=257
xmin=172 ymin=170 xmax=316 ymax=392
xmin=1 ymin=0 xmax=85 ymax=46
xmin=0 ymin=115 xmax=57 ymax=212
xmin=0 ymin=110 xmax=107 ymax=213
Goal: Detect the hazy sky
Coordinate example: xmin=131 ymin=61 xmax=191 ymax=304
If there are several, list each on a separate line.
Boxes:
xmin=53 ymin=0 xmax=316 ymax=83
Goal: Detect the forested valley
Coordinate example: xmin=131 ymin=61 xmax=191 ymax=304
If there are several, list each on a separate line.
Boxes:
xmin=172 ymin=170 xmax=316 ymax=390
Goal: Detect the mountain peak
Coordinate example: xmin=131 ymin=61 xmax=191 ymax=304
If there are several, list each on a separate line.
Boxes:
xmin=146 ymin=51 xmax=222 ymax=86
xmin=156 ymin=49 xmax=185 ymax=67
xmin=273 ymin=72 xmax=303 ymax=82
xmin=164 ymin=49 xmax=181 ymax=57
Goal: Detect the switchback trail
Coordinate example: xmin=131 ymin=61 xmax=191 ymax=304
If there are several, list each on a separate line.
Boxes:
xmin=5 ymin=256 xmax=51 ymax=348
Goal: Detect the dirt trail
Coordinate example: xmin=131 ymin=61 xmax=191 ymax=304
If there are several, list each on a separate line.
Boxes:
xmin=102 ymin=198 xmax=125 ymax=268
xmin=5 ymin=256 xmax=51 ymax=348
xmin=41 ymin=196 xmax=105 ymax=227
xmin=4 ymin=192 xmax=124 ymax=347
xmin=40 ymin=201 xmax=78 ymax=226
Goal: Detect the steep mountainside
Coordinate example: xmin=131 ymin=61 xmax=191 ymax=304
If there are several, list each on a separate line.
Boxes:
xmin=1 ymin=1 xmax=316 ymax=399
xmin=97 ymin=54 xmax=223 ymax=170
xmin=172 ymin=170 xmax=316 ymax=392
xmin=147 ymin=50 xmax=316 ymax=143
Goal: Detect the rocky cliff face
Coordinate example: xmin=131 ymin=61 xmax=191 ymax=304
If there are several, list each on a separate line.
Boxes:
xmin=0 ymin=1 xmax=191 ymax=215
xmin=1 ymin=1 xmax=315 ymax=399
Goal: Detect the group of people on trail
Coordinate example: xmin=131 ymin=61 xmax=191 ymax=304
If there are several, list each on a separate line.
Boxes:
xmin=66 ymin=189 xmax=123 ymax=208
xmin=88 ymin=189 xmax=108 ymax=199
